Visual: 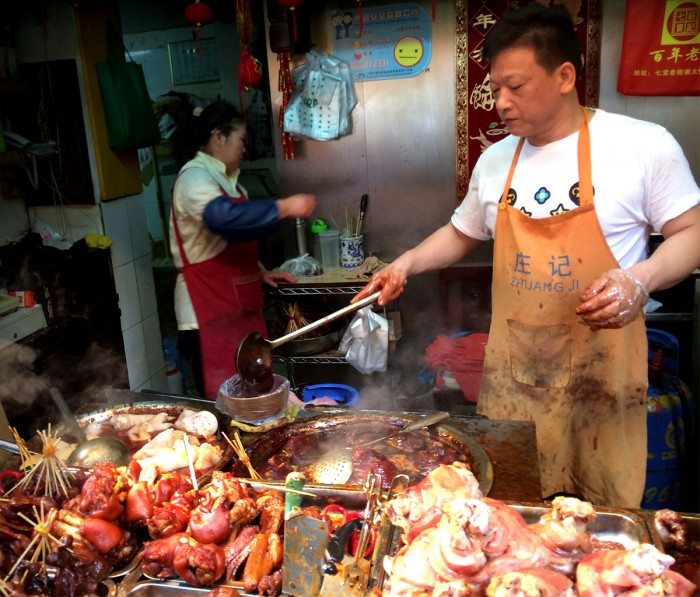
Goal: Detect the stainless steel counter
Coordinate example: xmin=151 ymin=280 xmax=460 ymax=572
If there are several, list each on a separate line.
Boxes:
xmin=448 ymin=416 xmax=541 ymax=502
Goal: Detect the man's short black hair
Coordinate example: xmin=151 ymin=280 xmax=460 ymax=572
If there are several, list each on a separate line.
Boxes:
xmin=483 ymin=3 xmax=582 ymax=80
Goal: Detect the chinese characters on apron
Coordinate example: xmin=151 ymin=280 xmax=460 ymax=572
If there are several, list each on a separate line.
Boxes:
xmin=477 ymin=111 xmax=648 ymax=508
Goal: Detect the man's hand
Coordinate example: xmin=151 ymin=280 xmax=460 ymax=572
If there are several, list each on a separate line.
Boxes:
xmin=576 ymin=269 xmax=649 ymax=330
xmin=351 ymin=265 xmax=408 ymax=306
xmin=261 ymin=269 xmax=297 ymax=288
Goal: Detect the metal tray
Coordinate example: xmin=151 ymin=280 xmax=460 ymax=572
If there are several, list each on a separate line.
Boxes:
xmin=509 ymin=502 xmax=652 ymax=549
xmin=644 ymin=509 xmax=700 ymax=552
xmin=70 ymin=396 xmax=235 ymax=472
xmin=275 ymin=317 xmax=348 ymax=356
xmin=123 ymin=580 xmax=256 ymax=596
xmin=129 ymin=483 xmax=370 ymax=593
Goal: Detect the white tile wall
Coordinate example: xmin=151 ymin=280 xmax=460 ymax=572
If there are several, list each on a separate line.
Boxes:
xmin=127 ymin=195 xmax=151 ymax=259
xmin=102 ymin=195 xmax=166 ymax=392
xmin=142 ymin=312 xmax=165 ymax=376
xmin=122 ymin=322 xmax=149 ymax=389
xmin=101 ymin=199 xmax=133 ymax=268
xmin=112 ymin=261 xmax=140 ymax=332
xmin=135 ymin=255 xmax=158 ymax=319
xmin=137 ymin=368 xmax=169 ymax=393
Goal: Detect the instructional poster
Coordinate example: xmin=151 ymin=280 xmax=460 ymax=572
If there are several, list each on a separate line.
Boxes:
xmin=331 ymin=3 xmax=432 ymax=81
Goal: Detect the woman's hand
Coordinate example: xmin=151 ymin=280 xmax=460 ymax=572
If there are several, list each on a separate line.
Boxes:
xmin=276 ymin=194 xmax=317 ymax=219
xmin=261 ymin=268 xmax=297 ymax=288
xmin=351 ymin=265 xmax=408 ymax=306
xmin=576 ymin=269 xmax=648 ymax=330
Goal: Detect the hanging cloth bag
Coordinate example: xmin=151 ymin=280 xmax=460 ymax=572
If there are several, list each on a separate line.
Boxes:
xmin=95 ymin=21 xmax=161 ymax=150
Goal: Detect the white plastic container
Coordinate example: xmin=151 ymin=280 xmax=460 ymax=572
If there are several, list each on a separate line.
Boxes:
xmin=319 ymin=229 xmax=340 ymax=270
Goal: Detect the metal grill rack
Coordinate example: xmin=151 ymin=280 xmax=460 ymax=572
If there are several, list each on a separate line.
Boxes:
xmin=273 ymin=284 xmax=365 ymax=297
xmin=268 ymin=279 xmax=392 ymax=381
xmin=272 ymin=283 xmax=368 ymax=366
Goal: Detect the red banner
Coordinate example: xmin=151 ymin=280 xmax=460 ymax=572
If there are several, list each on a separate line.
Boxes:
xmin=455 ymin=0 xmax=601 ymax=203
xmin=618 ymin=0 xmax=700 ymax=96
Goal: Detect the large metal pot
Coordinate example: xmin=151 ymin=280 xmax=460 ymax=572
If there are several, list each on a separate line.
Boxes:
xmin=275 ymin=317 xmax=348 ymax=356
xmin=233 ymin=409 xmax=494 ymax=495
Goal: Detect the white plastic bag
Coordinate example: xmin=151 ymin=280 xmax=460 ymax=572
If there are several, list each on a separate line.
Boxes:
xmin=339 ymin=306 xmax=388 ymax=374
xmin=277 ymin=253 xmax=322 ymax=277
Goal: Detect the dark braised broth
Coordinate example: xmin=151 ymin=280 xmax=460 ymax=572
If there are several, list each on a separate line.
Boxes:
xmin=257 ymin=422 xmax=469 ymax=486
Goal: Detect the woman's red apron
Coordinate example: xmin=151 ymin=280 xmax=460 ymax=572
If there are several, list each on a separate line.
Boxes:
xmin=476 ymin=111 xmax=648 ymax=507
xmin=172 ymin=184 xmax=267 ymax=399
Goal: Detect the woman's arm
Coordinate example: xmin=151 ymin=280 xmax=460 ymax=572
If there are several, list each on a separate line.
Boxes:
xmin=202 ymin=193 xmax=316 ymax=243
xmin=203 ymin=197 xmax=279 ymax=242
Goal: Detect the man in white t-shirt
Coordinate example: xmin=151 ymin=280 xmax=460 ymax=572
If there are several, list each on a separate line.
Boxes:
xmin=353 ymin=4 xmax=700 ymax=507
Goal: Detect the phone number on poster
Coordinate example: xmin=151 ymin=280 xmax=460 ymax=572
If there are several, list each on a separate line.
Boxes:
xmin=351 ymin=59 xmax=390 ymax=69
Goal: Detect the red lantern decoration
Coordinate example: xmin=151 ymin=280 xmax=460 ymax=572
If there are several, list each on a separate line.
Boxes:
xmin=238 ymin=47 xmax=262 ymax=115
xmin=278 ymin=0 xmax=304 ymax=43
xmin=185 ymin=1 xmax=213 ymax=53
xmin=238 ymin=48 xmax=262 ymax=91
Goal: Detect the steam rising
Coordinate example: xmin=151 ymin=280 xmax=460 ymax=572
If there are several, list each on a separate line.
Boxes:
xmin=0 ymin=339 xmax=129 ymax=439
xmin=0 ymin=343 xmax=47 ymax=406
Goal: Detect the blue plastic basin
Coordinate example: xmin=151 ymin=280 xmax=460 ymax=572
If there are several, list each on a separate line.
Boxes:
xmin=301 ymin=383 xmax=360 ymax=407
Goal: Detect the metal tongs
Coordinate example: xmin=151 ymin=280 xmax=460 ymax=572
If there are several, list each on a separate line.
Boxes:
xmin=343 ymin=472 xmax=383 ymax=589
xmin=372 ymin=474 xmax=409 ymax=591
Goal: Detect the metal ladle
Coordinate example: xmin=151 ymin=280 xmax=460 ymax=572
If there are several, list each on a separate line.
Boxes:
xmin=308 ymin=411 xmax=451 ymax=485
xmin=236 ymin=291 xmax=381 ymax=394
xmin=47 ymin=387 xmax=130 ymax=468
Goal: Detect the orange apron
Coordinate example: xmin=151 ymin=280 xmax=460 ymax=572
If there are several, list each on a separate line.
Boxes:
xmin=476 ymin=111 xmax=648 ymax=508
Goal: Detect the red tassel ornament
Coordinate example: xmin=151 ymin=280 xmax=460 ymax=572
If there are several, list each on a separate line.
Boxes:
xmin=278 ymin=0 xmax=304 ymax=43
xmin=185 ymin=0 xmax=213 ymax=53
xmin=278 ymin=51 xmax=294 ymax=160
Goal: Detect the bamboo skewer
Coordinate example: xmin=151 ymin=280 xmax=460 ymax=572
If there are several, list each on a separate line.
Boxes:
xmin=4 ymin=502 xmax=60 ymax=582
xmin=222 ymin=431 xmax=262 ymax=480
xmin=9 ymin=425 xmax=74 ymax=498
xmin=182 ymin=435 xmax=199 ymax=491
xmin=11 ymin=427 xmax=33 ymax=468
xmin=284 ymin=302 xmax=311 ymax=335
xmin=237 ymin=478 xmax=316 ymax=498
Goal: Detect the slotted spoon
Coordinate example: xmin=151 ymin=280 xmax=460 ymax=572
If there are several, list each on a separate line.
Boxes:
xmin=308 ymin=411 xmax=450 ymax=485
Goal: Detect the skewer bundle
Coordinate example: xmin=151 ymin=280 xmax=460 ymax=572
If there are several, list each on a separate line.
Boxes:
xmin=3 ymin=501 xmax=61 ymax=587
xmin=8 ymin=424 xmax=74 ymax=498
xmin=284 ymin=302 xmax=310 ymax=335
xmin=223 ymin=430 xmax=262 ymax=480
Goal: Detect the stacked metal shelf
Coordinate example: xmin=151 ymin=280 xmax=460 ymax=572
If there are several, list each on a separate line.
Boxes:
xmin=272 ymin=280 xmax=366 ymax=365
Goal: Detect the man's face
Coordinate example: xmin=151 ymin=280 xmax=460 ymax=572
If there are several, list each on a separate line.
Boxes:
xmin=489 ymin=46 xmax=568 ymax=145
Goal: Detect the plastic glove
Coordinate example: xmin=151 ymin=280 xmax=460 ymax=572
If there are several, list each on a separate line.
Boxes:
xmin=351 ymin=266 xmax=407 ymax=306
xmin=576 ymin=269 xmax=649 ymax=330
